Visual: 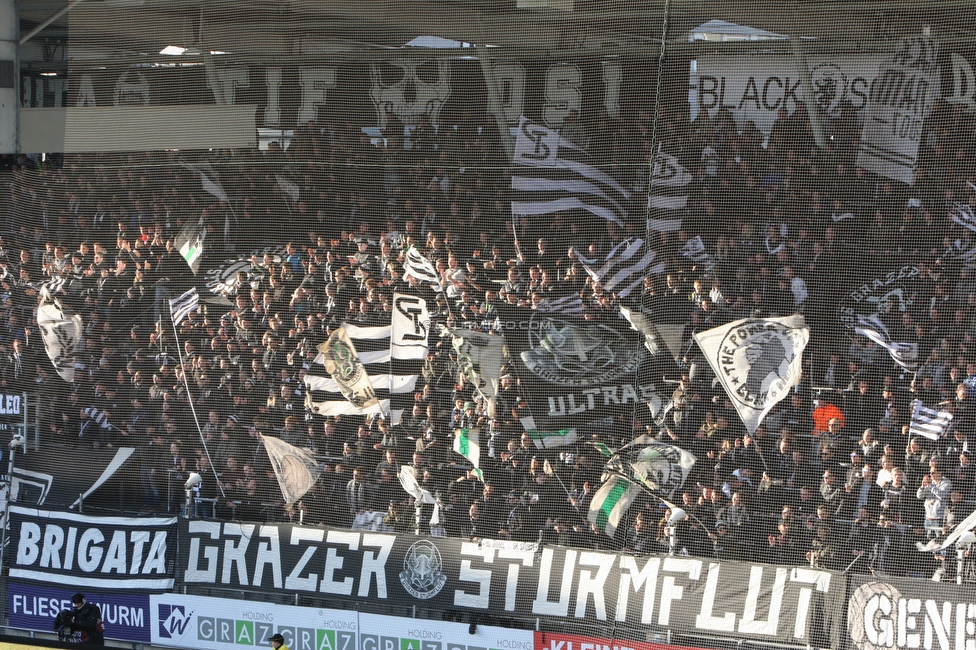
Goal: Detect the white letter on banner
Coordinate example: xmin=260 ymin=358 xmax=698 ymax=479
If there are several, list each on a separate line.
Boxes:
xmin=77 ymin=528 xmax=104 ymax=572
xmin=658 ymin=558 xmax=701 ymax=626
xmin=615 ymin=556 xmax=659 ymax=624
xmin=738 ymin=566 xmax=787 ymax=635
xmin=923 ymin=600 xmax=951 ymax=650
xmin=532 ymin=549 xmax=576 ymax=617
xmin=298 ymin=69 xmax=336 ymax=125
xmin=40 ymin=525 xmax=65 ymax=569
xmin=221 ymin=524 xmax=254 ymax=585
xmin=949 ymin=54 xmax=976 ymax=109
xmin=17 ymin=522 xmax=41 ymax=565
xmin=790 ymin=568 xmax=831 ymax=639
xmin=129 ymin=530 xmax=149 ymax=575
xmin=102 ymin=530 xmax=127 ymax=574
xmin=143 ymin=532 xmax=168 ymax=574
xmin=455 ymin=543 xmax=493 ymax=608
xmin=575 ymin=552 xmax=614 ymax=620
xmin=185 ymin=521 xmax=221 ymax=582
xmin=359 ymin=534 xmax=394 ymax=598
xmin=285 ymin=527 xmax=323 ymax=591
xmin=321 ymin=531 xmax=358 ymax=595
xmin=695 ymin=563 xmax=736 ymax=632
xmin=497 ymin=548 xmax=534 ymax=611
xmin=254 ymin=526 xmax=283 ymax=588
xmin=265 ymin=68 xmax=282 ymax=126
xmin=543 ymin=64 xmax=581 ymax=127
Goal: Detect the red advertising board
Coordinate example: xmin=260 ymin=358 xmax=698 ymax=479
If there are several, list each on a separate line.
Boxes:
xmin=535 ymin=632 xmax=717 ymax=650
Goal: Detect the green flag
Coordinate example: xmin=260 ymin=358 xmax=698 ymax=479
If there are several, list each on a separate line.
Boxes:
xmin=519 ymin=416 xmax=578 ymax=449
xmin=588 ymin=475 xmax=641 ymax=537
xmin=453 ymin=428 xmax=483 ymax=481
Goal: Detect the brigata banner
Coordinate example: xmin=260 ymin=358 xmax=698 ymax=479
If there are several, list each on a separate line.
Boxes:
xmin=8 ymin=580 xmax=151 ymax=643
xmin=179 ymin=522 xmax=843 ymax=646
xmin=359 ymin=612 xmax=533 ymax=650
xmin=534 ymin=632 xmax=716 ymax=650
xmin=847 ymin=575 xmax=976 ymax=650
xmin=8 ymin=506 xmax=178 ymax=591
xmin=150 ymin=594 xmax=358 ymax=650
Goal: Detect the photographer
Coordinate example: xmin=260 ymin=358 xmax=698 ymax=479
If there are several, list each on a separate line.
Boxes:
xmin=55 ymin=594 xmax=104 ymax=645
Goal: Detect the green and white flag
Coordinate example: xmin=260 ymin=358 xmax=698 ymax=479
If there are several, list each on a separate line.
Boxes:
xmin=174 ymin=218 xmax=206 ymax=275
xmin=519 ymin=415 xmax=578 ymax=449
xmin=453 ymin=428 xmax=483 ymax=481
xmin=588 ymin=475 xmax=641 ymax=537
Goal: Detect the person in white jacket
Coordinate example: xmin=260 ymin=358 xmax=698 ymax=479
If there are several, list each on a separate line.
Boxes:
xmin=917 ymin=461 xmax=952 ymax=538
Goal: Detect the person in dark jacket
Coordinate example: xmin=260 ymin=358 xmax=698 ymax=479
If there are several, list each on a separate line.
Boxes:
xmin=62 ymin=593 xmax=104 ymax=645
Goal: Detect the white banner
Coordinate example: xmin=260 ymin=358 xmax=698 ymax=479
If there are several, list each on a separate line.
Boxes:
xmin=149 ymin=594 xmax=534 ymax=650
xmin=694 ymin=55 xmax=884 ymax=133
xmin=857 ymin=37 xmax=940 ymax=185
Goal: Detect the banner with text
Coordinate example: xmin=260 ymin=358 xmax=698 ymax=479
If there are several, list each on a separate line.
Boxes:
xmin=179 ymin=522 xmax=843 ymax=646
xmin=8 ymin=506 xmax=178 ymax=591
xmin=8 ymin=580 xmax=151 ymax=643
xmin=847 ymin=575 xmax=976 ymax=650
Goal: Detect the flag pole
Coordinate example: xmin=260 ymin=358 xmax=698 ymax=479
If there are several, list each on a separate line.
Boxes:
xmin=169 ymin=318 xmax=226 ymax=499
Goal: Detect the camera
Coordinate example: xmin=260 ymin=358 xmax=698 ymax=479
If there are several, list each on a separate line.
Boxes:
xmin=184 ymin=472 xmax=203 ymax=490
xmin=8 ymin=432 xmax=25 ymax=450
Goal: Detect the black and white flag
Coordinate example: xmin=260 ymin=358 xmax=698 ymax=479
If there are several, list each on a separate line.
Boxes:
xmin=168 ymin=287 xmax=199 ymax=327
xmin=179 ymin=161 xmax=229 ymax=203
xmin=402 ymin=246 xmax=442 ymax=287
xmin=576 ymin=238 xmax=663 ymax=299
xmin=36 ymin=288 xmax=84 ymax=383
xmin=647 ymin=149 xmax=692 ymax=233
xmin=275 ymin=174 xmax=301 ymax=203
xmin=909 ymin=399 xmax=953 ymax=441
xmin=512 ymin=116 xmax=631 ymax=226
xmin=536 ymin=293 xmax=585 ymax=315
xmin=694 ymin=315 xmax=809 ymax=434
xmin=854 ymin=314 xmax=918 ymax=369
xmin=305 ymin=295 xmax=428 ymax=420
xmin=682 ymin=236 xmax=716 ymax=272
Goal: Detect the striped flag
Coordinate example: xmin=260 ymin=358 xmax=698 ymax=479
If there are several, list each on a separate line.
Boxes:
xmin=304 ymin=298 xmax=427 ymax=419
xmin=647 ymin=149 xmax=692 ymax=233
xmin=909 ymin=399 xmax=953 ymax=441
xmin=576 ymin=238 xmax=663 ymax=298
xmin=519 ymin=415 xmax=578 ymax=449
xmin=453 ymin=428 xmax=483 ymax=481
xmin=168 ymin=287 xmax=199 ymax=326
xmin=276 ymin=175 xmax=301 ymax=202
xmin=402 ymin=246 xmax=441 ymax=286
xmin=511 ymin=116 xmax=631 ymax=227
xmin=179 ymin=161 xmax=229 ymax=203
xmin=536 ymin=293 xmax=585 ymax=315
xmin=854 ymin=314 xmax=918 ymax=369
xmin=588 ymin=475 xmax=641 ymax=537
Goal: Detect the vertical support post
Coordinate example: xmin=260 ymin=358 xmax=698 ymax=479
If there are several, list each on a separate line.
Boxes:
xmin=0 ymin=0 xmax=18 ymax=153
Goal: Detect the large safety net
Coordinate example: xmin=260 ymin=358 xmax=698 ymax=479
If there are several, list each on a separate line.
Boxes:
xmin=2 ymin=1 xmax=976 ymax=647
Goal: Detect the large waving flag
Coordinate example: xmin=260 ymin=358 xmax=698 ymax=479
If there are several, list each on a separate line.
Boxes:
xmin=261 ymin=434 xmax=322 ymax=506
xmin=511 ymin=116 xmax=631 ymax=226
xmin=179 ymin=161 xmax=229 ymax=203
xmin=451 ymin=328 xmax=507 ymax=418
xmin=398 ymin=465 xmax=440 ymax=525
xmin=588 ymin=475 xmax=641 ymax=538
xmin=37 ymin=287 xmax=84 ymax=382
xmin=647 ymin=149 xmax=692 ymax=233
xmin=402 ymin=246 xmax=442 ymax=288
xmin=519 ymin=415 xmax=578 ymax=449
xmin=576 ymin=238 xmax=663 ymax=298
xmin=694 ymin=315 xmax=809 ymax=434
xmin=305 ymin=295 xmax=427 ymax=420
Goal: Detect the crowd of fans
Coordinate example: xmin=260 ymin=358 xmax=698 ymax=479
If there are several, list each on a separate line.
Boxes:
xmin=3 ymin=93 xmax=976 ymax=579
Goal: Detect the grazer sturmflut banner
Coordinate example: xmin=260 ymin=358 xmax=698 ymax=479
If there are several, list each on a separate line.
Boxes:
xmin=847 ymin=574 xmax=976 ymax=650
xmin=8 ymin=506 xmax=178 ymax=591
xmin=179 ymin=521 xmax=843 ymax=647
